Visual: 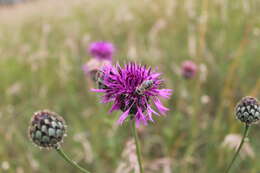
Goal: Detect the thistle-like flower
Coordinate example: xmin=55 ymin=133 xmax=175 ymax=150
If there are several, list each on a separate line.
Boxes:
xmin=28 ymin=110 xmax=66 ymax=149
xmin=235 ymin=96 xmax=260 ymax=125
xmin=88 ymin=41 xmax=115 ymax=60
xmin=181 ymin=60 xmax=197 ymax=79
xmin=93 ymin=63 xmax=172 ymax=125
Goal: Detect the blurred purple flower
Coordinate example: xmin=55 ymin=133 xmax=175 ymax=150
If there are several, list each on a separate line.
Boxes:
xmin=88 ymin=41 xmax=115 ymax=60
xmin=181 ymin=60 xmax=197 ymax=79
xmin=92 ymin=62 xmax=172 ymax=126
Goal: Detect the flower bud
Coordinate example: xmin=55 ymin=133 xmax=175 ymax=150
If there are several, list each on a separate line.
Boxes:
xmin=235 ymin=96 xmax=260 ymax=125
xmin=29 ymin=110 xmax=66 ymax=149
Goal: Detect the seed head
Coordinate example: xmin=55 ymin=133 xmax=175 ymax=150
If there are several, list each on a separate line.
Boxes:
xmin=28 ymin=110 xmax=66 ymax=149
xmin=235 ymin=96 xmax=260 ymax=125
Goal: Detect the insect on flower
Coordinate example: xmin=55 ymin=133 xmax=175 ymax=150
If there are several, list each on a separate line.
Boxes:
xmin=92 ymin=62 xmax=172 ymax=126
xmin=136 ymin=80 xmax=154 ymax=95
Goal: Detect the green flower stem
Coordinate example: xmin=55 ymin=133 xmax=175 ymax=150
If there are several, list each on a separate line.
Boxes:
xmin=225 ymin=124 xmax=250 ymax=173
xmin=56 ymin=147 xmax=91 ymax=173
xmin=130 ymin=120 xmax=144 ymax=173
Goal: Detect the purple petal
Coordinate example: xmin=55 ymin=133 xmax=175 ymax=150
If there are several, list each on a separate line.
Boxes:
xmin=147 ymin=104 xmax=159 ymax=116
xmin=157 ymin=89 xmax=172 ymax=98
xmin=150 ymin=73 xmax=161 ymax=79
xmin=153 ymin=97 xmax=169 ymax=115
xmin=117 ymin=108 xmax=130 ymax=125
xmin=91 ymin=88 xmax=106 ymax=93
xmin=109 ymin=101 xmax=121 ymax=113
xmin=137 ymin=107 xmax=148 ymax=126
xmin=147 ymin=109 xmax=154 ymax=122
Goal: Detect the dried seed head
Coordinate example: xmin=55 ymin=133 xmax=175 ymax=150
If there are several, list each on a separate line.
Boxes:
xmin=28 ymin=110 xmax=66 ymax=149
xmin=235 ymin=96 xmax=260 ymax=125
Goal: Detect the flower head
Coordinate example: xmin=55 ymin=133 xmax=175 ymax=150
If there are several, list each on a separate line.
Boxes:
xmin=93 ymin=63 xmax=172 ymax=126
xmin=235 ymin=96 xmax=260 ymax=125
xmin=88 ymin=41 xmax=115 ymax=60
xmin=181 ymin=60 xmax=197 ymax=79
xmin=28 ymin=110 xmax=66 ymax=149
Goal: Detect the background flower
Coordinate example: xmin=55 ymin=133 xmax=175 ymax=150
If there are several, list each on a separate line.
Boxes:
xmin=88 ymin=41 xmax=115 ymax=60
xmin=181 ymin=60 xmax=197 ymax=79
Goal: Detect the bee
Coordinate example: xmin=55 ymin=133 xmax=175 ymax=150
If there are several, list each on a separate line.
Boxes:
xmin=136 ymin=80 xmax=154 ymax=95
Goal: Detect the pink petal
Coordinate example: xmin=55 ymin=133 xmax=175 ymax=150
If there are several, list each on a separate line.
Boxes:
xmin=153 ymin=98 xmax=169 ymax=115
xmin=147 ymin=109 xmax=154 ymax=122
xmin=151 ymin=73 xmax=161 ymax=79
xmin=91 ymin=88 xmax=106 ymax=92
xmin=137 ymin=107 xmax=148 ymax=126
xmin=147 ymin=104 xmax=159 ymax=116
xmin=157 ymin=89 xmax=172 ymax=98
xmin=117 ymin=108 xmax=130 ymax=125
xmin=109 ymin=102 xmax=120 ymax=113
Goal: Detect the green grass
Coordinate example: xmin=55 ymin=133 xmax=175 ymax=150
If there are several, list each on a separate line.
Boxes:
xmin=0 ymin=0 xmax=260 ymax=172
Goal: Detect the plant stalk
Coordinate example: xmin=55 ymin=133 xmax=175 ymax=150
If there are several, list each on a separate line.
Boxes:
xmin=225 ymin=124 xmax=250 ymax=173
xmin=130 ymin=120 xmax=144 ymax=173
xmin=56 ymin=147 xmax=91 ymax=173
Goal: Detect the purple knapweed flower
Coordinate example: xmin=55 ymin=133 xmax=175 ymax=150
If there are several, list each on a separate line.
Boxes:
xmin=92 ymin=63 xmax=172 ymax=126
xmin=88 ymin=41 xmax=115 ymax=60
xmin=181 ymin=60 xmax=197 ymax=79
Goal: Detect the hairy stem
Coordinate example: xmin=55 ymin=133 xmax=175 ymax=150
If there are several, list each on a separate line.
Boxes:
xmin=225 ymin=124 xmax=250 ymax=173
xmin=56 ymin=147 xmax=91 ymax=173
xmin=130 ymin=120 xmax=144 ymax=173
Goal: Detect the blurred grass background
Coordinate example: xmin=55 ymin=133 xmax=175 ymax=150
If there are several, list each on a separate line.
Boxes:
xmin=0 ymin=0 xmax=260 ymax=172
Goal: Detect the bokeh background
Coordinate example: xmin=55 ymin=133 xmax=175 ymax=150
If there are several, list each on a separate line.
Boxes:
xmin=0 ymin=0 xmax=260 ymax=172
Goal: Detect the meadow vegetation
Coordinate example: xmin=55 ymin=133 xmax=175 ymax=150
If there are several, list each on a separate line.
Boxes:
xmin=0 ymin=0 xmax=260 ymax=172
